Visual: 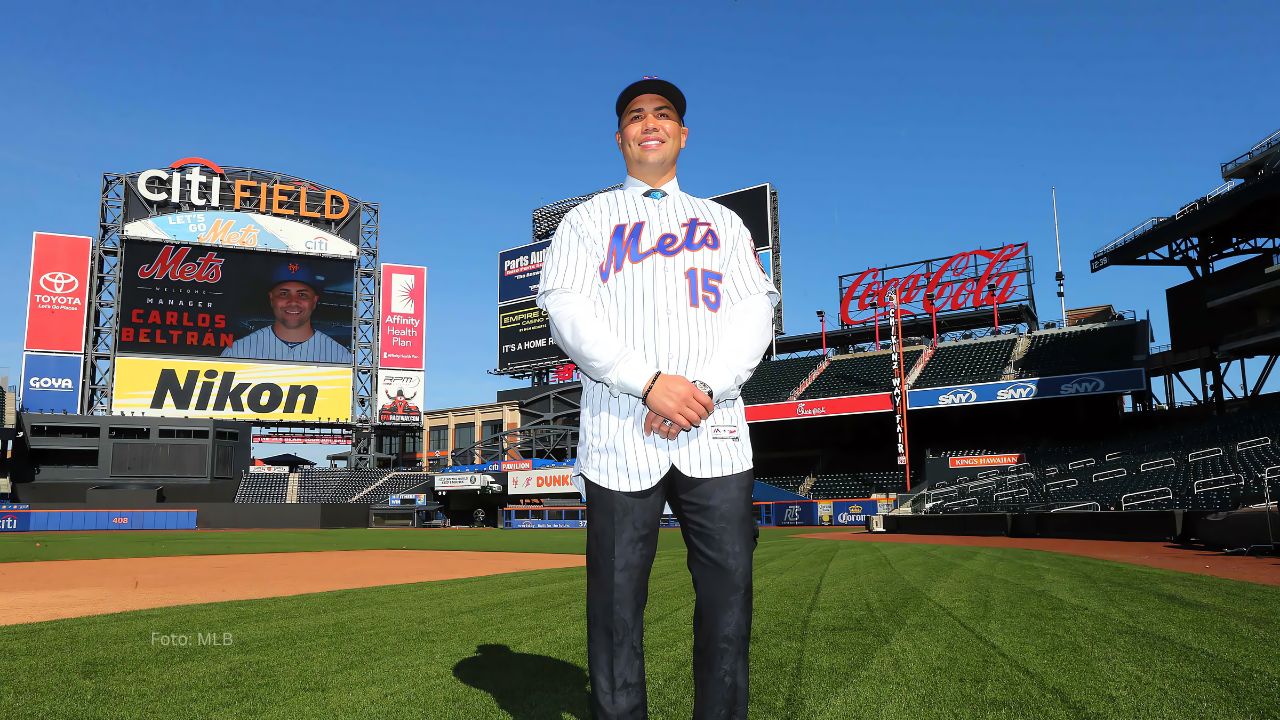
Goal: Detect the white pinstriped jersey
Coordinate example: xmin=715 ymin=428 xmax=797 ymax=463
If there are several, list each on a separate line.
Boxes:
xmin=221 ymin=326 xmax=353 ymax=364
xmin=537 ymin=177 xmax=779 ymax=491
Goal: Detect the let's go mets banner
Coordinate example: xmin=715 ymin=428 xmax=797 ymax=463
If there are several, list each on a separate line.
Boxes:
xmin=111 ymin=356 xmax=352 ymax=422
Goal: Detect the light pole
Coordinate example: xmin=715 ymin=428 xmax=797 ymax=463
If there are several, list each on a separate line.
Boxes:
xmin=870 ymin=299 xmax=880 ymax=348
xmin=925 ymin=290 xmax=938 ymax=347
xmin=816 ymin=310 xmax=827 ymax=355
xmin=988 ymin=282 xmax=1000 ymax=331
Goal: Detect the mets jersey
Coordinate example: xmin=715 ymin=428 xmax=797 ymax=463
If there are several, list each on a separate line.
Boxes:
xmin=221 ymin=326 xmax=353 ymax=364
xmin=537 ymin=176 xmax=779 ymax=491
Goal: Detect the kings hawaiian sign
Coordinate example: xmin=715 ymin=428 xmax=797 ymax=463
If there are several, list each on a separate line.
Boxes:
xmin=839 ymin=244 xmax=1028 ymax=325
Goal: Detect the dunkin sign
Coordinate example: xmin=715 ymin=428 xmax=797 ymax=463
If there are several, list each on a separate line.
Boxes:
xmin=507 ymin=469 xmax=577 ymax=496
xmin=839 ymin=244 xmax=1028 ymax=325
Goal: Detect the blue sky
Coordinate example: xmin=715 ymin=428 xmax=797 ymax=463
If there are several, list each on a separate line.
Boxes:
xmin=2 ymin=2 xmax=1276 ymax=444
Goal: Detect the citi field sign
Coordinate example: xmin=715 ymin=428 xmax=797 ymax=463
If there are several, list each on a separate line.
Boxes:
xmin=122 ymin=157 xmax=360 ymax=258
xmin=839 ymin=244 xmax=1032 ymax=326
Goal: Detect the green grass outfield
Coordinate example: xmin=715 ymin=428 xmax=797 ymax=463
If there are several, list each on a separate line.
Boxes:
xmin=1 ymin=528 xmax=1277 ymax=720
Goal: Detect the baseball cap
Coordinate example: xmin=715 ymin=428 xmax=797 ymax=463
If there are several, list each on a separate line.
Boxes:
xmin=270 ymin=261 xmax=322 ymax=291
xmin=615 ymin=77 xmax=686 ymax=124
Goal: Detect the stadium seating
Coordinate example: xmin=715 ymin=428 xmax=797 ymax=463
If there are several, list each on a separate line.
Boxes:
xmin=800 ymin=349 xmax=923 ymax=399
xmin=914 ymin=337 xmax=1017 ymax=388
xmin=809 ymin=471 xmax=906 ymax=498
xmin=1014 ymin=322 xmax=1141 ymax=378
xmin=234 ymin=473 xmax=289 ymax=503
xmin=757 ymin=475 xmax=805 ymax=495
xmin=920 ymin=405 xmax=1280 ymax=514
xmin=741 ymin=356 xmax=824 ymax=404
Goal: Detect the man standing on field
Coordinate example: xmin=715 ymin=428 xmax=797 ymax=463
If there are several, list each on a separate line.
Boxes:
xmin=537 ymin=77 xmax=778 ymax=719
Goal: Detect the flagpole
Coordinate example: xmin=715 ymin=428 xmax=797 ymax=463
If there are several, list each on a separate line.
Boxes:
xmin=1052 ymin=187 xmax=1067 ymax=326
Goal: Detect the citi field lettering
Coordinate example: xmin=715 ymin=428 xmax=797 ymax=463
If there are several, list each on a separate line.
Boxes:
xmin=599 ymin=218 xmax=721 ymax=283
xmin=151 ymin=369 xmax=319 ymax=414
xmin=136 ymin=157 xmax=350 ymax=220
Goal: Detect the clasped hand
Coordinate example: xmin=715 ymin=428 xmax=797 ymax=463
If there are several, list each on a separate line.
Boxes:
xmin=643 ymin=374 xmax=713 ymax=441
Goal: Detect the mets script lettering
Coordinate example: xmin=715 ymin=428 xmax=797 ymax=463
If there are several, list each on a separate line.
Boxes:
xmin=138 ymin=246 xmax=225 ymax=283
xmin=599 ymin=218 xmax=721 ymax=283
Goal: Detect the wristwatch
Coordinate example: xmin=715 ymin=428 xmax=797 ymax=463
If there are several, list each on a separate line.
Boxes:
xmin=692 ymin=380 xmax=714 ymax=402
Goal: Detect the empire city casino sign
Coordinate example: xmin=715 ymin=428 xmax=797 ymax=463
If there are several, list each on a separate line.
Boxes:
xmin=839 ymin=244 xmax=1029 ymax=325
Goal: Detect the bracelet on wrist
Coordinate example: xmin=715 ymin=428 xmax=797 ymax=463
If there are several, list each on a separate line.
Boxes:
xmin=640 ymin=371 xmax=662 ymax=405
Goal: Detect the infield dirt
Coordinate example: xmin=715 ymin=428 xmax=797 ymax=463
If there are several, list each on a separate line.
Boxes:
xmin=0 ymin=549 xmax=585 ymax=625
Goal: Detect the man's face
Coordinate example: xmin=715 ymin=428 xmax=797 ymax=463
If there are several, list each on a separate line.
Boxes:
xmin=616 ymin=93 xmax=687 ymax=175
xmin=269 ymin=281 xmax=318 ymax=329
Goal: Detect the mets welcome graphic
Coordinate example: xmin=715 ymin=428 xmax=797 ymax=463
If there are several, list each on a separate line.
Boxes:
xmin=117 ymin=240 xmax=355 ymax=361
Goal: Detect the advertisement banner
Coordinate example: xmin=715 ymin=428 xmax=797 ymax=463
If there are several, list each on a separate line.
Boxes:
xmin=251 ymin=433 xmax=352 ymax=444
xmin=123 ymin=211 xmax=358 ymax=258
xmin=507 ymin=468 xmax=577 ymax=495
xmin=498 ymin=298 xmax=567 ymax=372
xmin=379 ymin=264 xmax=427 ymax=370
xmin=907 ymin=368 xmax=1146 ymax=409
xmin=20 ymin=352 xmax=83 ymax=414
xmin=376 ymin=369 xmax=424 ymax=425
xmin=510 ymin=518 xmax=587 ymax=529
xmin=745 ymin=393 xmax=892 ymax=423
xmin=499 ymin=240 xmax=550 ymax=304
xmin=118 ymin=239 xmax=354 ymax=364
xmin=111 ymin=356 xmax=353 ymax=422
xmin=948 ymin=454 xmax=1023 ymax=469
xmin=839 ymin=244 xmax=1031 ymax=327
xmin=817 ymin=501 xmax=834 ymax=526
xmin=25 ymin=232 xmax=92 ymax=353
xmin=435 ymin=474 xmax=493 ymax=491
xmin=0 ymin=511 xmax=31 ymax=533
xmin=833 ymin=500 xmax=878 ymax=526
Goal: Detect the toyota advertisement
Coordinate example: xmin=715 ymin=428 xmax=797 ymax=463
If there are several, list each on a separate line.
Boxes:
xmin=117 ymin=239 xmax=355 ymax=364
xmin=20 ymin=352 xmax=84 ymax=414
xmin=24 ymin=232 xmax=92 ymax=353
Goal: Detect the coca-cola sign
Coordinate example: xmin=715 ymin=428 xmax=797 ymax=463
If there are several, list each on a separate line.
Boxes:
xmin=839 ymin=244 xmax=1029 ymax=325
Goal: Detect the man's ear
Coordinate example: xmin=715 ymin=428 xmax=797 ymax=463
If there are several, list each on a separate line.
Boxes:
xmin=615 ymin=130 xmax=623 ymax=149
xmin=679 ymin=125 xmax=688 ymax=149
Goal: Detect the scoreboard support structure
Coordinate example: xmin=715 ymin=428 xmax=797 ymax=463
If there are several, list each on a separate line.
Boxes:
xmin=84 ymin=167 xmax=384 ymax=467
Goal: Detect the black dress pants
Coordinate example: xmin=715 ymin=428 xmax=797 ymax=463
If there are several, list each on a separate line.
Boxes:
xmin=585 ymin=466 xmax=757 ymax=720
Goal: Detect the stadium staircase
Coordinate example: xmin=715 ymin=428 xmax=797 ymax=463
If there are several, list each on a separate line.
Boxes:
xmin=788 ymin=356 xmax=833 ymax=401
xmin=286 ymin=473 xmax=300 ymax=503
xmin=905 ymin=345 xmax=935 ymax=387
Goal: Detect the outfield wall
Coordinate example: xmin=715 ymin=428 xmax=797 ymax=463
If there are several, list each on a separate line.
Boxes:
xmin=2 ymin=503 xmax=369 ymax=530
xmin=885 ymin=511 xmax=1184 ymax=541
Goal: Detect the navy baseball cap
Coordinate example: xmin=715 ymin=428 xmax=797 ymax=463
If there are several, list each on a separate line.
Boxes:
xmin=270 ymin=261 xmax=322 ymax=291
xmin=616 ymin=77 xmax=686 ymax=124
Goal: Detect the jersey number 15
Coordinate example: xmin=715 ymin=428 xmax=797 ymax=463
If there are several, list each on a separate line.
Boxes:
xmin=685 ymin=268 xmax=723 ymax=312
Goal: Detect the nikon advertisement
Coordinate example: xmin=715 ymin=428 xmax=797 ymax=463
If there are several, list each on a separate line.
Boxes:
xmin=111 ymin=356 xmax=353 ymax=422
